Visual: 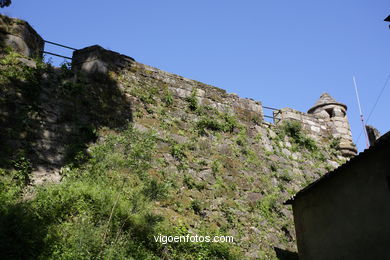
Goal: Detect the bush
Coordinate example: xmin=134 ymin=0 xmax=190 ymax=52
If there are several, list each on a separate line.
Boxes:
xmin=279 ymin=120 xmax=317 ymax=151
xmin=171 ymin=143 xmax=187 ymax=161
xmin=0 ymin=125 xmax=164 ymax=259
xmin=330 ymin=137 xmax=341 ymax=150
xmin=185 ymin=89 xmax=199 ymax=111
xmin=196 ymin=113 xmax=239 ymax=134
xmin=190 ymin=199 xmax=202 ymax=215
xmin=257 ymin=193 xmax=278 ymax=222
xmin=12 ymin=155 xmax=32 ymax=186
xmin=143 ymin=179 xmax=168 ymax=200
xmin=0 ymin=123 xmax=239 ymax=259
xmin=163 ymin=91 xmax=173 ymax=106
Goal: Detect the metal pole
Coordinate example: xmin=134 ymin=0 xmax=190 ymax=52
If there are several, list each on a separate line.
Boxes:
xmin=263 ymin=106 xmax=279 ymax=110
xmin=44 ymin=40 xmax=77 ymax=50
xmin=43 ymin=51 xmax=73 ymax=60
xmin=353 ymin=76 xmax=369 ymax=148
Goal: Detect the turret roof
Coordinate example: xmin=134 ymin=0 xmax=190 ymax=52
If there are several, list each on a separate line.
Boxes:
xmin=308 ymin=93 xmax=347 ymax=114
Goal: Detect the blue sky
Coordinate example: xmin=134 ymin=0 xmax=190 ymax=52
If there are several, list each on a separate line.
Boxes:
xmin=2 ymin=1 xmax=389 ymax=152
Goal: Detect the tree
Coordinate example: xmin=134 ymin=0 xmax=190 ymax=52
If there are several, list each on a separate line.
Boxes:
xmin=0 ymin=0 xmax=11 ymax=8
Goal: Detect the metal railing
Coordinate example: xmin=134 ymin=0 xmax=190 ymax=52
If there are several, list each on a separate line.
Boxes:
xmin=42 ymin=40 xmax=77 ymax=60
xmin=263 ymin=105 xmax=281 ymax=124
xmin=39 ymin=41 xmax=281 ymax=126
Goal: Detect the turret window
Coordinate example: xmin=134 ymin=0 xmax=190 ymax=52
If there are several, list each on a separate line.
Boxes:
xmin=325 ymin=108 xmax=334 ymax=118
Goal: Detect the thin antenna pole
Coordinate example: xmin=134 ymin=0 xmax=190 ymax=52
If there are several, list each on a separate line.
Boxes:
xmin=353 ymin=76 xmax=369 ymax=148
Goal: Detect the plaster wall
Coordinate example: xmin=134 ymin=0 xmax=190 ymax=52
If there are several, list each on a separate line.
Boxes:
xmin=292 ymin=145 xmax=390 ymax=260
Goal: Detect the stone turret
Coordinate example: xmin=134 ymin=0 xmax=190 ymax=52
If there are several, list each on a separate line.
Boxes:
xmin=308 ymin=93 xmax=357 ymax=157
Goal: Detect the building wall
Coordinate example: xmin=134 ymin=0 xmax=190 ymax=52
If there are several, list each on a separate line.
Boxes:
xmin=292 ymin=144 xmax=390 ymax=260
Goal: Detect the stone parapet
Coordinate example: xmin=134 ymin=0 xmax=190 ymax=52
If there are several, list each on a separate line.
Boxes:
xmin=72 ymin=45 xmax=264 ymax=122
xmin=274 ymin=108 xmax=328 ymax=140
xmin=274 ymin=106 xmax=357 ymax=157
xmin=0 ymin=14 xmax=44 ymax=58
xmin=71 ymin=45 xmax=355 ymax=157
xmin=129 ymin=59 xmax=263 ymax=122
xmin=72 ymin=45 xmax=135 ymax=74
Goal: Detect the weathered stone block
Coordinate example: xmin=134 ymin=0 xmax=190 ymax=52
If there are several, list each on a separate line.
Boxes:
xmin=72 ymin=45 xmax=134 ymax=74
xmin=0 ymin=15 xmax=44 ymax=58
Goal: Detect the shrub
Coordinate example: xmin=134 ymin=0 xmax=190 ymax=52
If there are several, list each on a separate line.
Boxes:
xmin=12 ymin=155 xmax=32 ymax=186
xmin=171 ymin=143 xmax=187 ymax=161
xmin=190 ymin=199 xmax=202 ymax=215
xmin=330 ymin=137 xmax=341 ymax=150
xmin=143 ymin=179 xmax=168 ymax=200
xmin=279 ymin=120 xmax=317 ymax=151
xmin=130 ymin=85 xmax=159 ymax=104
xmin=163 ymin=91 xmax=173 ymax=106
xmin=211 ymin=160 xmax=223 ymax=175
xmin=257 ymin=193 xmax=278 ymax=222
xmin=183 ymin=175 xmax=206 ymax=191
xmin=196 ymin=113 xmax=239 ymax=134
xmin=185 ymin=89 xmax=199 ymax=111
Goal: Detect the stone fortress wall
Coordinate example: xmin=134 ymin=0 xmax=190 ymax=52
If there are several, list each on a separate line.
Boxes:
xmin=72 ymin=45 xmax=264 ymax=128
xmin=72 ymin=45 xmax=357 ymax=157
xmin=275 ymin=100 xmax=357 ymax=157
xmin=1 ymin=14 xmax=357 ymax=158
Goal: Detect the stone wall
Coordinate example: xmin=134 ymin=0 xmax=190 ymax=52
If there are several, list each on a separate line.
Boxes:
xmin=72 ymin=46 xmax=264 ymax=124
xmin=0 ymin=15 xmax=44 ymax=58
xmin=274 ymin=107 xmax=356 ymax=157
xmin=72 ymin=45 xmax=356 ymax=157
xmin=0 ymin=14 xmax=357 ymax=160
xmin=72 ymin=45 xmax=134 ymax=74
xmin=274 ymin=108 xmax=328 ymax=140
xmin=0 ymin=16 xmax=359 ymax=257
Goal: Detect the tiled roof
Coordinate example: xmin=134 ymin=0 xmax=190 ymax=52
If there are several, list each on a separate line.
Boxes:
xmin=285 ymin=130 xmax=390 ymax=205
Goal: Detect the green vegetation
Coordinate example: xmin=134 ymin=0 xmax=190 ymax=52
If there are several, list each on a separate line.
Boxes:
xmin=185 ymin=88 xmax=199 ymax=111
xmin=0 ymin=125 xmax=238 ymax=259
xmin=162 ymin=88 xmax=174 ymax=106
xmin=196 ymin=113 xmax=239 ymax=135
xmin=183 ymin=174 xmax=206 ymax=191
xmin=190 ymin=199 xmax=203 ymax=215
xmin=278 ymin=120 xmax=318 ymax=151
xmin=330 ymin=137 xmax=341 ymax=150
xmin=0 ymin=51 xmax=239 ymax=259
xmin=257 ymin=192 xmax=278 ymax=222
xmin=171 ymin=143 xmax=187 ymax=161
xmin=130 ymin=84 xmax=159 ymax=105
xmin=0 ymin=50 xmax=47 ymax=167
